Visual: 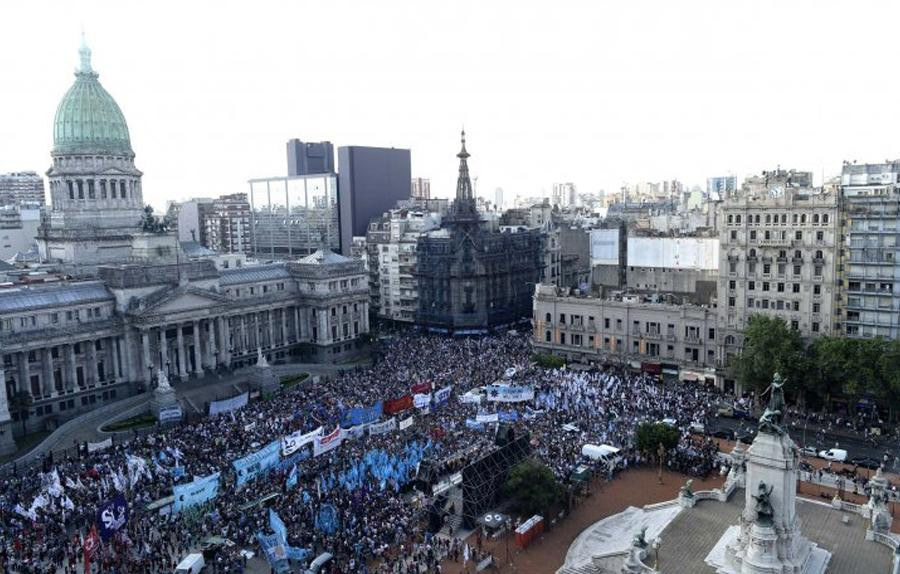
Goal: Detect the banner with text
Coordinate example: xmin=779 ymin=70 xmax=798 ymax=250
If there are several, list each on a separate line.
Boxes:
xmin=233 ymin=441 xmax=281 ymax=487
xmin=173 ymin=472 xmax=220 ymax=513
xmin=486 ymin=385 xmax=534 ymax=403
xmin=384 ymin=395 xmax=413 ymax=415
xmin=399 ymin=416 xmax=414 ymax=431
xmin=281 ymin=426 xmax=322 ymax=457
xmin=433 ymin=386 xmax=452 ymax=408
xmin=209 ymin=392 xmax=249 ymax=417
xmin=413 ymin=393 xmax=432 ymax=409
xmin=340 ymin=401 xmax=383 ymax=428
xmin=368 ymin=417 xmax=396 ymax=436
xmin=313 ymin=426 xmax=343 ymax=457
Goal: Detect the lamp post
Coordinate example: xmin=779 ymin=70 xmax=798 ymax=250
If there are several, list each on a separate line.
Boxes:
xmin=657 ymin=442 xmax=666 ymax=485
xmin=653 ymin=537 xmax=662 ymax=570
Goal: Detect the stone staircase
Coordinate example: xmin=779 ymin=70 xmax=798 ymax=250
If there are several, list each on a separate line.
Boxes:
xmin=556 ymin=560 xmax=597 ymax=574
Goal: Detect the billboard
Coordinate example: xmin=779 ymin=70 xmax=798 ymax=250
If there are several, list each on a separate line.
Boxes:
xmin=626 ymin=237 xmax=719 ymax=270
xmin=590 ymin=229 xmax=620 ymax=266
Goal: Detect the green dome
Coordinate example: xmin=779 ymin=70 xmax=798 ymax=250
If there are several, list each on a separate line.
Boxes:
xmin=52 ymin=40 xmax=132 ymax=156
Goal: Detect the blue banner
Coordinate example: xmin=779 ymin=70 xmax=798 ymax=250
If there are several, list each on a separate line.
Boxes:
xmin=172 ymin=466 xmax=185 ymax=479
xmin=96 ymin=494 xmax=129 ymax=542
xmin=340 ymin=401 xmax=383 ymax=428
xmin=498 ymin=411 xmax=519 ymax=422
xmin=257 ymin=532 xmax=286 ymax=565
xmin=433 ymin=386 xmax=452 ymax=408
xmin=173 ymin=472 xmax=220 ymax=513
xmin=465 ymin=418 xmax=485 ymax=430
xmin=315 ymin=504 xmax=339 ymax=534
xmin=270 ymin=508 xmax=288 ymax=543
xmin=286 ymin=546 xmax=310 ymax=561
xmin=233 ymin=440 xmax=281 ymax=487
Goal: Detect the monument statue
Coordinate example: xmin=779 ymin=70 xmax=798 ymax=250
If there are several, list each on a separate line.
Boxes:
xmin=680 ymin=479 xmax=694 ymax=498
xmin=156 ymin=368 xmax=171 ymax=391
xmin=757 ymin=372 xmax=787 ymax=435
xmin=752 ymin=482 xmax=774 ymax=526
xmin=632 ymin=526 xmax=648 ymax=549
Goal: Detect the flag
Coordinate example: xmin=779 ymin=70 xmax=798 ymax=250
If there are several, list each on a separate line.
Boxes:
xmin=464 ymin=543 xmax=470 ymax=564
xmin=286 ymin=465 xmax=298 ymax=490
xmin=96 ymin=494 xmax=129 ymax=542
xmin=83 ymin=525 xmax=100 ymax=574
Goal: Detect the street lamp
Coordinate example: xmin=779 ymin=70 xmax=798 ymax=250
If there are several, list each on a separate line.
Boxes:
xmin=653 ymin=537 xmax=662 ymax=570
xmin=657 ymin=442 xmax=666 ymax=485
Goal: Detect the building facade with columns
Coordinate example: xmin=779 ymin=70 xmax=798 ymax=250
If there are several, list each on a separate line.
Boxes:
xmin=0 ymin=250 xmax=369 ymax=440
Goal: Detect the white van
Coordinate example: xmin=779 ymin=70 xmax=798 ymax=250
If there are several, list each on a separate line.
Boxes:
xmin=818 ymin=448 xmax=848 ymax=462
xmin=175 ymin=553 xmax=205 ymax=574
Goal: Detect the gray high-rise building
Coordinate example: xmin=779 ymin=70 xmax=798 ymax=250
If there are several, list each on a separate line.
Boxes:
xmin=337 ymin=146 xmax=411 ymax=248
xmin=286 ymin=139 xmax=335 ymax=176
xmin=0 ymin=172 xmax=45 ymax=206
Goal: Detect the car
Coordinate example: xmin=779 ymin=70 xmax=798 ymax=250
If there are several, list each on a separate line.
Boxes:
xmin=737 ymin=430 xmax=756 ymax=444
xmin=712 ymin=429 xmax=736 ymax=441
xmin=818 ymin=448 xmax=848 ymax=462
xmin=660 ymin=418 xmax=677 ymax=427
xmin=798 ymin=446 xmax=817 ymax=458
xmin=849 ymin=456 xmax=881 ymax=470
xmin=716 ymin=404 xmax=734 ymax=417
xmin=689 ymin=421 xmax=706 ymax=434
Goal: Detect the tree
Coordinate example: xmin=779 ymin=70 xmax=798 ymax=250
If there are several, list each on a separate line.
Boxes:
xmin=8 ymin=391 xmax=32 ymax=435
xmin=731 ymin=315 xmax=808 ymax=401
xmin=635 ymin=422 xmax=679 ymax=459
xmin=504 ymin=459 xmax=562 ymax=518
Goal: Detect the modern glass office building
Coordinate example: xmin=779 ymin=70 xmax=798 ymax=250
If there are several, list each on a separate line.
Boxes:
xmin=247 ymin=174 xmax=342 ymax=259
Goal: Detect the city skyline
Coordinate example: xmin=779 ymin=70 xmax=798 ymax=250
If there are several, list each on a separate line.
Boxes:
xmin=2 ymin=0 xmax=900 ymax=209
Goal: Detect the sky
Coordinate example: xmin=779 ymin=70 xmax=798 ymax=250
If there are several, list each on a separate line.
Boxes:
xmin=2 ymin=0 xmax=900 ymax=209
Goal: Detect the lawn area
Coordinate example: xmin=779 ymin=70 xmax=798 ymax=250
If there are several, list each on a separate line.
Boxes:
xmin=280 ymin=372 xmax=310 ymax=389
xmin=100 ymin=412 xmax=157 ymax=433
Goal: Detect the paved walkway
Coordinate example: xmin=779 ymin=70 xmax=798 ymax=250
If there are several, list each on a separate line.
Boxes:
xmin=5 ymin=359 xmax=362 ymax=468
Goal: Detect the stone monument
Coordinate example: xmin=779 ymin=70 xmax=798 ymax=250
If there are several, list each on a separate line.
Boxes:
xmin=709 ymin=373 xmax=831 ymax=574
xmin=149 ymin=369 xmax=178 ymax=417
xmin=864 ymin=466 xmax=893 ymax=538
xmin=251 ymin=348 xmax=280 ymax=396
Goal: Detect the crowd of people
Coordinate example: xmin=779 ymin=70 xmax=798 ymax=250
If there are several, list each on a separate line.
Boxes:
xmin=0 ymin=332 xmax=826 ymax=573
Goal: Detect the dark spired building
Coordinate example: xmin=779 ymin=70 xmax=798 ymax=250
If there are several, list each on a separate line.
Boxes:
xmin=416 ymin=132 xmax=543 ymax=333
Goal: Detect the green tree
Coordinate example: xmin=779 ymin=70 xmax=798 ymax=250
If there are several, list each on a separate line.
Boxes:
xmin=532 ymin=353 xmax=566 ymax=369
xmin=635 ymin=422 xmax=679 ymax=459
xmin=8 ymin=391 xmax=32 ymax=435
xmin=504 ymin=459 xmax=562 ymax=518
xmin=731 ymin=315 xmax=808 ymax=400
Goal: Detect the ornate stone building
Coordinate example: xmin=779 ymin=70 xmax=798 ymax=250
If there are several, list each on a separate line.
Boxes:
xmin=0 ymin=41 xmax=369 ymax=453
xmin=415 ymin=133 xmax=543 ymax=333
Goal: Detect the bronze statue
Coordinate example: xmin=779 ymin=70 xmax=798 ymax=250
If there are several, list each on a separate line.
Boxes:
xmin=752 ymin=482 xmax=775 ymax=525
xmin=633 ymin=526 xmax=648 ymax=548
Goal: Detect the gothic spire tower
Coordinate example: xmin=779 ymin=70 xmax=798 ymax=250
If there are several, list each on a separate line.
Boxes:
xmin=38 ymin=36 xmax=146 ymax=265
xmin=451 ymin=130 xmax=478 ymax=219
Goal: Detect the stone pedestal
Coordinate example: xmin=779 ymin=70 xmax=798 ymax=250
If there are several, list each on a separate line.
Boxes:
xmin=251 ymin=349 xmax=280 ymax=396
xmin=149 ymin=369 xmax=178 ymax=417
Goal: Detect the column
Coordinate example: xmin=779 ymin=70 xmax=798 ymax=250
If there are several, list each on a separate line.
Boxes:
xmin=41 ymin=348 xmax=54 ymax=397
xmin=141 ymin=329 xmax=152 ymax=384
xmin=192 ymin=321 xmax=203 ymax=375
xmin=66 ymin=344 xmax=77 ymax=390
xmin=109 ymin=337 xmax=121 ymax=382
xmin=176 ymin=324 xmax=188 ymax=380
xmin=363 ymin=302 xmax=370 ymax=333
xmin=123 ymin=329 xmax=136 ymax=382
xmin=239 ymin=316 xmax=247 ymax=354
xmin=159 ymin=328 xmax=169 ymax=374
xmin=17 ymin=352 xmax=30 ymax=398
xmin=294 ymin=307 xmax=301 ymax=341
xmin=218 ymin=316 xmax=230 ymax=366
xmin=318 ymin=309 xmax=329 ymax=344
xmin=205 ymin=320 xmax=216 ymax=369
xmin=0 ymin=366 xmax=11 ymax=420
xmin=86 ymin=341 xmax=97 ymax=386
xmin=281 ymin=308 xmax=288 ymax=345
xmin=268 ymin=310 xmax=275 ymax=348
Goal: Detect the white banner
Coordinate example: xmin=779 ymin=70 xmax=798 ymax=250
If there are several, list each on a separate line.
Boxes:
xmin=476 ymin=413 xmax=499 ymax=424
xmin=313 ymin=426 xmax=343 ymax=457
xmin=368 ymin=418 xmax=396 ymax=436
xmin=486 ymin=385 xmax=534 ymax=403
xmin=414 ymin=393 xmax=432 ymax=409
xmin=87 ymin=438 xmax=112 ymax=453
xmin=281 ymin=426 xmax=323 ymax=456
xmin=209 ymin=392 xmax=249 ymax=416
xmin=399 ymin=416 xmax=414 ymax=431
xmin=459 ymin=394 xmax=482 ymax=405
xmin=158 ymin=405 xmax=183 ymax=423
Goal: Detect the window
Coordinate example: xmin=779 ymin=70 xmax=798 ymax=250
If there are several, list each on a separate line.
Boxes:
xmin=331 ymin=308 xmax=336 ymax=317
xmin=793 ymin=265 xmax=801 ymax=275
xmin=708 ymin=328 xmax=715 ymax=340
xmin=604 ymin=318 xmax=610 ymax=329
xmin=813 ymin=303 xmax=820 ymax=313
xmin=813 ymin=214 xmax=819 ymax=224
xmin=545 ymin=331 xmax=551 ymax=342
xmin=728 ymin=215 xmax=733 ymax=224
xmin=748 ymin=262 xmax=756 ymax=273
xmin=801 ymin=214 xmax=807 ymax=224
xmin=777 ymin=283 xmax=785 ymax=293
xmin=730 ymin=230 xmax=737 ymax=241
xmin=813 ymin=285 xmax=821 ymax=295
xmin=823 ymin=214 xmax=829 ymax=223
xmin=776 ymin=300 xmax=784 ymax=310
xmin=795 ymin=231 xmax=802 ymax=240
xmin=763 ymin=264 xmax=771 ymax=274
xmin=545 ymin=313 xmax=551 ymax=322
xmin=816 ymin=231 xmax=824 ymax=241
xmin=791 ymin=320 xmax=799 ymax=330
xmin=750 ymin=230 xmax=757 ymax=240
xmin=762 ymin=282 xmax=770 ymax=292
xmin=793 ymin=301 xmax=800 ymax=311
xmin=747 ymin=297 xmax=754 ymax=308
xmin=749 ymin=281 xmax=756 ymax=290
xmin=792 ymin=284 xmax=800 ymax=294
xmin=814 ymin=266 xmax=823 ymax=277
xmin=728 ymin=280 xmax=736 ymax=290
xmin=559 ymin=313 xmax=566 ymax=325
xmin=736 ymin=215 xmax=742 ymax=223
xmin=812 ymin=322 xmax=820 ymax=333
xmin=728 ymin=297 xmax=735 ymax=308
xmin=560 ymin=333 xmax=566 ymax=345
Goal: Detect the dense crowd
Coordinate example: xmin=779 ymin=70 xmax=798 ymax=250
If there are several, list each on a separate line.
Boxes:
xmin=0 ymin=332 xmax=742 ymax=573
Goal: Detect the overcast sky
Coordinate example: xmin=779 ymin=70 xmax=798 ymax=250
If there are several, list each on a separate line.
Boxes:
xmin=2 ymin=0 xmax=899 ymax=209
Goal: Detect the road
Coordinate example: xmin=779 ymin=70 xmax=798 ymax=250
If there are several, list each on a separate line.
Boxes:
xmin=709 ymin=415 xmax=899 ymax=467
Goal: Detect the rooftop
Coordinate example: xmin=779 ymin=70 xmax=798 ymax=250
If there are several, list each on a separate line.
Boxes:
xmin=0 ymin=281 xmax=112 ymax=313
xmin=219 ymin=263 xmax=291 ymax=285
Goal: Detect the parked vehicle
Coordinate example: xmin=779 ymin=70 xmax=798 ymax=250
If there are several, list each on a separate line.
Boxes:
xmin=818 ymin=448 xmax=848 ymax=462
xmin=798 ymin=446 xmax=817 ymax=458
xmin=689 ymin=421 xmax=706 ymax=434
xmin=849 ymin=456 xmax=881 ymax=470
xmin=175 ymin=553 xmax=205 ymax=574
xmin=712 ymin=428 xmax=736 ymax=441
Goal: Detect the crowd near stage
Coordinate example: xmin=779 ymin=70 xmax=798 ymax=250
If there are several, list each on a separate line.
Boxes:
xmin=1 ymin=331 xmax=892 ymax=574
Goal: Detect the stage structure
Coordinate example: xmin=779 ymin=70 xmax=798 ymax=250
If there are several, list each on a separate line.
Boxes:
xmin=461 ymin=434 xmax=531 ymax=529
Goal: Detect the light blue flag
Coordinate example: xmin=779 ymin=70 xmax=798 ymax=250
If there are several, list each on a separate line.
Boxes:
xmin=270 ymin=508 xmax=288 ymax=544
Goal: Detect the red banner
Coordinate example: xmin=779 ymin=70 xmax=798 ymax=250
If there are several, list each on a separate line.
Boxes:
xmin=411 ymin=382 xmax=432 ymax=395
xmin=384 ymin=394 xmax=413 ymax=415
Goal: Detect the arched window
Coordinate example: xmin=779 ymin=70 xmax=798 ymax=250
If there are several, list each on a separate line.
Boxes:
xmin=801 ymin=214 xmax=807 ymax=223
xmin=823 ymin=214 xmax=829 ymax=223
xmin=815 ymin=250 xmax=823 ymax=259
xmin=794 ymin=250 xmax=802 ymax=259
xmin=545 ymin=331 xmax=551 ymax=343
xmin=813 ymin=214 xmax=820 ymax=223
xmin=725 ymin=335 xmax=736 ymax=345
xmin=545 ymin=313 xmax=551 ymax=322
xmin=749 ymin=248 xmax=756 ymax=258
xmin=781 ymin=214 xmax=787 ymax=223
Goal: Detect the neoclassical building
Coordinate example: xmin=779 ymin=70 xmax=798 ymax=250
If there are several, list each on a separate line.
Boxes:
xmin=0 ymin=41 xmax=369 ymax=452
